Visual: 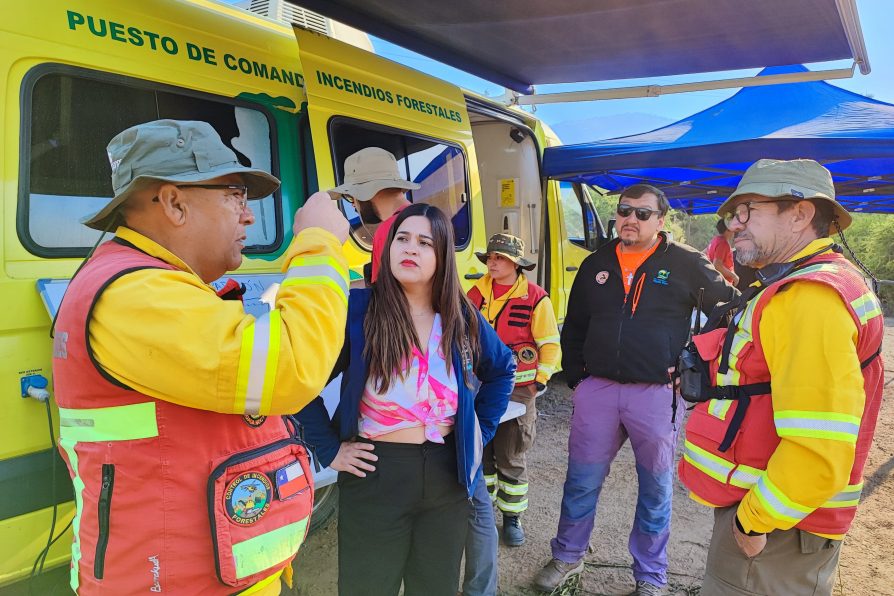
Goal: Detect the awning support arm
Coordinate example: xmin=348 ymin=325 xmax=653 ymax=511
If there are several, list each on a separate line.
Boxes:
xmin=504 ymin=64 xmax=857 ymax=106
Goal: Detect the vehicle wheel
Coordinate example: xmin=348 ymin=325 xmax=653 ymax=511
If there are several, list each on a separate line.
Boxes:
xmin=309 ymin=483 xmax=338 ymax=534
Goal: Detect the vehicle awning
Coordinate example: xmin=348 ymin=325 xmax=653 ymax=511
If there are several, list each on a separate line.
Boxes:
xmin=292 ymin=0 xmax=868 ymax=94
xmin=541 ymin=65 xmax=894 ymax=215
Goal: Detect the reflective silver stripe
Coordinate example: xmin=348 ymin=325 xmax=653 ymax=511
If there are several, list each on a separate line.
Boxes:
xmin=244 ymin=313 xmax=271 ymax=415
xmin=496 ymin=497 xmax=528 ymax=513
xmin=535 ymin=335 xmax=560 ymax=346
xmin=823 ymin=483 xmax=863 ymax=507
xmin=826 ymin=487 xmax=862 ymax=503
xmin=499 ymin=481 xmax=529 ymax=496
xmin=753 ymin=475 xmax=811 ymax=523
xmin=774 ymin=418 xmax=859 ymax=436
xmin=284 ymin=264 xmax=350 ymax=297
xmin=683 ymin=441 xmax=733 ymax=482
xmin=851 ymin=293 xmax=883 ymax=324
xmin=729 ymin=466 xmax=762 ymax=488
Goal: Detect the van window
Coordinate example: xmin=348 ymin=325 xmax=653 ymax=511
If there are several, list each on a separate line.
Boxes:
xmin=22 ymin=68 xmax=281 ymax=257
xmin=559 ymin=181 xmax=587 ymax=246
xmin=329 ymin=119 xmax=470 ymax=249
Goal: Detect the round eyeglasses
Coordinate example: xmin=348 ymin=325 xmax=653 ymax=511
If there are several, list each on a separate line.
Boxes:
xmin=722 ymin=199 xmax=796 ymax=227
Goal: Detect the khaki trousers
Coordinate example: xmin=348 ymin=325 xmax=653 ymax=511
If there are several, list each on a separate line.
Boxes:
xmin=702 ymin=506 xmax=842 ymax=596
xmin=483 ymin=384 xmax=537 ymax=515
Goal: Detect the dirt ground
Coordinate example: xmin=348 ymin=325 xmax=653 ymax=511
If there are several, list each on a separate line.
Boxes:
xmin=291 ymin=322 xmax=894 ymax=596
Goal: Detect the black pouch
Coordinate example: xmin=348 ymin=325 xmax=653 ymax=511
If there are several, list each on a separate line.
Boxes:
xmin=677 ymin=342 xmax=715 ymax=403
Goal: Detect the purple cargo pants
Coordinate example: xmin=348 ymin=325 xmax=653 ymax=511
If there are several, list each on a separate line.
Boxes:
xmin=550 ymin=376 xmax=679 ymax=587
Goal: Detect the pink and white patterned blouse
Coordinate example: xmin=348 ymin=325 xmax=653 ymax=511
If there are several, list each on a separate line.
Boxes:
xmin=358 ymin=314 xmax=458 ymax=442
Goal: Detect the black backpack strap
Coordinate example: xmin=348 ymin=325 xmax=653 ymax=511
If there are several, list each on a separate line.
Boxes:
xmin=719 ymin=394 xmax=750 ymax=453
xmin=860 ymin=346 xmax=882 ymax=370
xmin=712 ymin=382 xmax=771 ymax=453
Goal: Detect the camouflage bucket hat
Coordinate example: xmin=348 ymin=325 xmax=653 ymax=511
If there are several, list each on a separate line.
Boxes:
xmin=475 ymin=233 xmax=536 ymax=270
xmin=84 ymin=119 xmax=281 ymax=231
xmin=718 ymin=159 xmax=851 ymax=233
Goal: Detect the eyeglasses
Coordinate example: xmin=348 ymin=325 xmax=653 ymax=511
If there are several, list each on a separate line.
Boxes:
xmin=616 ymin=203 xmax=663 ymax=221
xmin=722 ymin=199 xmax=796 ymax=227
xmin=176 ymin=184 xmax=249 ymax=211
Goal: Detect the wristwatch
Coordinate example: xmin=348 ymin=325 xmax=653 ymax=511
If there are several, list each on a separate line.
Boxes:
xmin=535 ymin=382 xmax=546 ymax=392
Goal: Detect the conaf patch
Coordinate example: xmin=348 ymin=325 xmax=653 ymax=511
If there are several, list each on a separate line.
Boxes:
xmin=517 ymin=346 xmax=538 ymax=365
xmin=243 ymin=414 xmax=267 ymax=428
xmin=224 ymin=472 xmax=272 ymax=525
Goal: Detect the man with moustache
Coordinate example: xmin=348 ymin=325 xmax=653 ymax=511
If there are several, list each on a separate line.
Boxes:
xmin=679 ymin=160 xmax=884 ymax=595
xmin=52 ymin=120 xmax=350 ymax=594
xmin=534 ymin=184 xmax=735 ymax=595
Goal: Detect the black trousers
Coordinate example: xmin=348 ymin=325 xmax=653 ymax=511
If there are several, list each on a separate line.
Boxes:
xmin=337 ymin=434 xmax=471 ymax=596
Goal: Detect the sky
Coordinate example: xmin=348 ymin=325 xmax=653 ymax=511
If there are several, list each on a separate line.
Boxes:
xmin=367 ymin=0 xmax=893 ymax=144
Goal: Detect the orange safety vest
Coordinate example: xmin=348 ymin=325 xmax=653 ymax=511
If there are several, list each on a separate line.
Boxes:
xmin=52 ymin=240 xmax=313 ymax=594
xmin=468 ymin=280 xmax=548 ymax=386
xmin=678 ymin=252 xmax=884 ymax=536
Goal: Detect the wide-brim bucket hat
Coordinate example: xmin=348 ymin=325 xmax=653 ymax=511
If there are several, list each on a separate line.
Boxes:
xmin=84 ymin=119 xmax=281 ymax=231
xmin=475 ymin=233 xmax=536 ymax=270
xmin=329 ymin=147 xmax=420 ymax=203
xmin=718 ymin=158 xmax=851 ymax=233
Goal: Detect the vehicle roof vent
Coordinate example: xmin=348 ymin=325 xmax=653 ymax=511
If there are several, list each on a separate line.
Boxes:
xmin=245 ymin=0 xmax=332 ymax=36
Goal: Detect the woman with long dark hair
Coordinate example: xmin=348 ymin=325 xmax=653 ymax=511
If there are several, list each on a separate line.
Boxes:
xmin=297 ymin=203 xmax=515 ymax=595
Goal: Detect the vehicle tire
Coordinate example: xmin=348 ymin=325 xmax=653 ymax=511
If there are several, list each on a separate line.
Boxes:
xmin=309 ymin=483 xmax=338 ymax=534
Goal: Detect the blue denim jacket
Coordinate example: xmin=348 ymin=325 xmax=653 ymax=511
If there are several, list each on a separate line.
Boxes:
xmin=296 ymin=288 xmax=514 ymax=496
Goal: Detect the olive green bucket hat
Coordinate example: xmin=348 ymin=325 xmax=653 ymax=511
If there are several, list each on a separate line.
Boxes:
xmin=475 ymin=233 xmax=536 ymax=270
xmin=717 ymin=159 xmax=851 ymax=233
xmin=84 ymin=119 xmax=281 ymax=230
xmin=329 ymin=147 xmax=420 ymax=203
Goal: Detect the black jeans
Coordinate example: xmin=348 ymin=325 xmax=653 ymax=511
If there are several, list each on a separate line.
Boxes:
xmin=337 ymin=434 xmax=471 ymax=596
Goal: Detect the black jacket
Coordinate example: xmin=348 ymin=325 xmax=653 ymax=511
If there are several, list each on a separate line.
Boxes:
xmin=562 ymin=233 xmax=736 ymax=387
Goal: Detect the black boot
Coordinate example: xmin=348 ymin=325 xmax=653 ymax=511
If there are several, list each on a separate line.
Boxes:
xmin=502 ymin=515 xmax=525 ymax=546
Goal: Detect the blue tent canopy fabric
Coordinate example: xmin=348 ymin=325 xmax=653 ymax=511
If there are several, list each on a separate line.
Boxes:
xmin=542 ymin=65 xmax=894 ymax=214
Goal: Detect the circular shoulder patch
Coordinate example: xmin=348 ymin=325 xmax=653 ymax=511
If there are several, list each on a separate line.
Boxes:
xmin=517 ymin=346 xmax=538 ymax=365
xmin=224 ymin=472 xmax=272 ymax=525
xmin=595 ymin=271 xmax=609 ymax=284
xmin=243 ymin=414 xmax=267 ymax=428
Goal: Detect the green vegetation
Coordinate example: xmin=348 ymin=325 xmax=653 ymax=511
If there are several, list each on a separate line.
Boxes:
xmin=585 ymin=187 xmax=893 ymax=313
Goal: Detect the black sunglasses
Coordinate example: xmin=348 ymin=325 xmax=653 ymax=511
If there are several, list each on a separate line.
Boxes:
xmin=616 ymin=203 xmax=662 ymax=221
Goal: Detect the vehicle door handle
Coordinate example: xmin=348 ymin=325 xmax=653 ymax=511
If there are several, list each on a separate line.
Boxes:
xmin=465 ymin=273 xmax=484 ymax=280
xmin=565 ymin=266 xmax=579 ymax=272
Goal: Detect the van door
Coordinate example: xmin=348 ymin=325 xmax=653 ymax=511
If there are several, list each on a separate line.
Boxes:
xmin=294 ymin=29 xmax=483 ymax=283
xmin=554 ymin=181 xmax=603 ymax=322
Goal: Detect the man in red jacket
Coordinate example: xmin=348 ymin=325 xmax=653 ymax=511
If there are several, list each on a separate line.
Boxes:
xmin=679 ymin=159 xmax=884 ymax=595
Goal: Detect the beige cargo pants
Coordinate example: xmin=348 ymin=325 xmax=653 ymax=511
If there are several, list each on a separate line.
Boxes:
xmin=482 ymin=384 xmax=537 ymax=516
xmin=702 ymin=505 xmax=842 ymax=595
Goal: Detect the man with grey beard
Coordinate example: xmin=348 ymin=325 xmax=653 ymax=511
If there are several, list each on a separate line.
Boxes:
xmin=679 ymin=159 xmax=884 ymax=595
xmin=534 ymin=184 xmax=735 ymax=595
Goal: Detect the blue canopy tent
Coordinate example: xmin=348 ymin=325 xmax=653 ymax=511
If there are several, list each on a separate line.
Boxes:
xmin=541 ymin=65 xmax=894 ymax=214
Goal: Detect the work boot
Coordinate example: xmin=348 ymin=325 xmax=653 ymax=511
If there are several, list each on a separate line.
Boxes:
xmin=632 ymin=580 xmax=663 ymax=596
xmin=532 ymin=558 xmax=584 ymax=592
xmin=502 ymin=515 xmax=525 ymax=546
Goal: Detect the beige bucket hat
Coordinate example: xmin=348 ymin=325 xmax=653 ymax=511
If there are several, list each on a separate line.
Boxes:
xmin=718 ymin=159 xmax=851 ymax=233
xmin=475 ymin=233 xmax=536 ymax=270
xmin=329 ymin=147 xmax=420 ymax=202
xmin=85 ymin=119 xmax=280 ymax=231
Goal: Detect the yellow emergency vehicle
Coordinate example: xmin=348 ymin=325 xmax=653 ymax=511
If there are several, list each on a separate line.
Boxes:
xmin=0 ymin=0 xmax=604 ymax=587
